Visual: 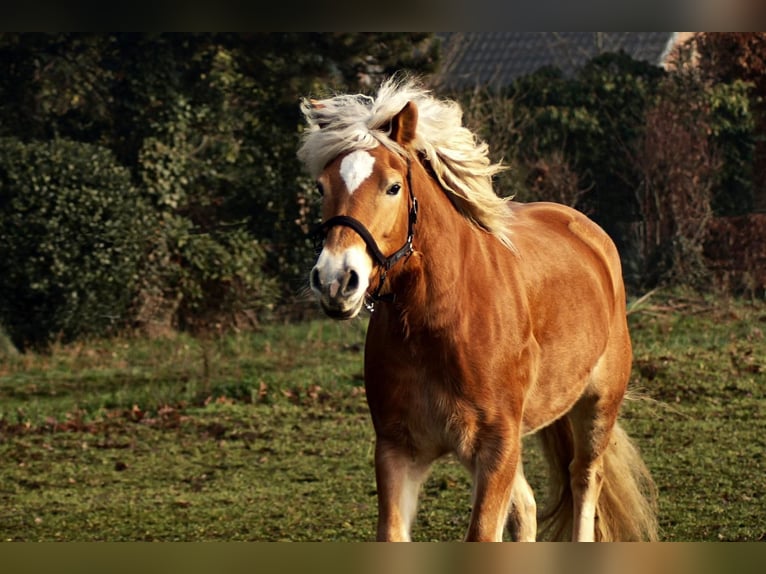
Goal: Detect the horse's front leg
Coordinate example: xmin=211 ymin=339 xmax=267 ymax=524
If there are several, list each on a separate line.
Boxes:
xmin=465 ymin=432 xmax=520 ymax=542
xmin=374 ymin=439 xmax=432 ymax=542
xmin=508 ymin=461 xmax=537 ymax=542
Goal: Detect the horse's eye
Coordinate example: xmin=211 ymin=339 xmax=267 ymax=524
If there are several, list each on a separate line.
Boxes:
xmin=386 ymin=183 xmax=401 ymax=196
xmin=315 ymin=182 xmax=324 ymax=197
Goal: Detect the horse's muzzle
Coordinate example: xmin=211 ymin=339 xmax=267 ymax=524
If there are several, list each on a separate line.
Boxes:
xmin=309 ymin=246 xmax=371 ymax=320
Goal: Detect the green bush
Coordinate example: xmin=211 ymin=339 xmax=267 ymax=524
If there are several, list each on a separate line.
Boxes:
xmin=132 ymin=99 xmax=279 ymax=334
xmin=0 ymin=137 xmax=150 ymax=350
xmin=133 ymin=212 xmax=278 ymax=334
xmin=456 ymin=52 xmax=756 ymax=291
xmin=707 ymin=79 xmax=755 ymax=215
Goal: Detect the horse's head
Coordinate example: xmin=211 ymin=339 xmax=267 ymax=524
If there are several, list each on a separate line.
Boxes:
xmin=309 ymin=102 xmax=418 ymax=319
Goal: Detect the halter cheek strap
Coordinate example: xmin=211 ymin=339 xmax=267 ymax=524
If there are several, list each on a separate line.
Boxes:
xmin=313 ymin=157 xmax=418 ymax=309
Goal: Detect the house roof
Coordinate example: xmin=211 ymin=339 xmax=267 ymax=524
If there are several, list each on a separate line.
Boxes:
xmin=436 ymin=32 xmax=678 ymax=89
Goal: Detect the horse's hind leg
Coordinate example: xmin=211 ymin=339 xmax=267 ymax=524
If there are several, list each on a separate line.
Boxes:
xmin=567 ymin=390 xmax=622 ymax=542
xmin=508 ymin=460 xmax=537 ymax=542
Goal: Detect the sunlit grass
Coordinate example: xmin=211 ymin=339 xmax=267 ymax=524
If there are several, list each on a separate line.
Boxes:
xmin=1 ymin=291 xmax=764 ymax=541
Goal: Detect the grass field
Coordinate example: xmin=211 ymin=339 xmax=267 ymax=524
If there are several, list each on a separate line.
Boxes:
xmin=1 ymin=290 xmax=764 ymax=542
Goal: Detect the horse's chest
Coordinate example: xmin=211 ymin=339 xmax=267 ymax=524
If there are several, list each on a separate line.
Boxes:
xmin=365 ymin=323 xmax=498 ymax=458
xmin=366 ymin=367 xmax=481 ymax=460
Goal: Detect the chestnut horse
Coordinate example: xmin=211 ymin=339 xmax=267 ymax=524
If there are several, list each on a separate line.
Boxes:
xmin=298 ymin=78 xmax=657 ymax=542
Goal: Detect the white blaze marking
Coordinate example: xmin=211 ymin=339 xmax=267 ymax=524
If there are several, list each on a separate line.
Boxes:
xmin=339 ymin=150 xmax=375 ymax=195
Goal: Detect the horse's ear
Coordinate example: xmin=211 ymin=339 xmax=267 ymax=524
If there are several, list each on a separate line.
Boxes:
xmin=306 ymin=98 xmax=329 ymax=128
xmin=390 ymin=101 xmax=418 ymax=147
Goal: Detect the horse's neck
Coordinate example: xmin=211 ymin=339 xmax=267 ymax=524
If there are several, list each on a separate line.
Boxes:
xmin=389 ymin=174 xmax=486 ymax=332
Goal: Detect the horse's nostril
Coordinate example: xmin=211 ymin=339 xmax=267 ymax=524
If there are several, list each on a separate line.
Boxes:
xmin=310 ymin=267 xmax=321 ymax=291
xmin=344 ymin=269 xmax=359 ymax=295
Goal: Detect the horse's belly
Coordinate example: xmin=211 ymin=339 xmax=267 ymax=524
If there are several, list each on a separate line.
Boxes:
xmin=521 ymin=388 xmax=585 ymax=435
xmin=519 ymin=345 xmax=599 ymax=435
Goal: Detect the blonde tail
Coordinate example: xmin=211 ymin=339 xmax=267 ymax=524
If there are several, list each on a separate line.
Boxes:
xmin=537 ymin=419 xmax=659 ymax=541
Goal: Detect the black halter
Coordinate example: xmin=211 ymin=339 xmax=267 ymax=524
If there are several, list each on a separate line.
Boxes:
xmin=313 ymin=157 xmax=418 ymax=311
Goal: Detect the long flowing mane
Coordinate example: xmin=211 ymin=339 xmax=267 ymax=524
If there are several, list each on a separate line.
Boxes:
xmin=297 ymin=77 xmax=514 ymax=249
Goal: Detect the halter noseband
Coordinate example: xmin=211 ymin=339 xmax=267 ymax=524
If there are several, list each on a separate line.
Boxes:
xmin=313 ymin=157 xmax=418 ymax=311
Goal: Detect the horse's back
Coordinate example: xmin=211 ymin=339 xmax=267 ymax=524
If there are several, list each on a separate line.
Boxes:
xmin=509 ymin=201 xmax=625 ymax=307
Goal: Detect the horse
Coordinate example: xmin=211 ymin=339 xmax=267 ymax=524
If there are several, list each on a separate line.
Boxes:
xmin=298 ymin=77 xmax=658 ymax=542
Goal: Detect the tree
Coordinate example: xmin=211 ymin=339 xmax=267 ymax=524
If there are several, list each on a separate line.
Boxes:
xmin=0 ymin=33 xmax=440 ymax=340
xmin=453 ymin=48 xmax=754 ymax=290
xmin=694 ymin=33 xmax=766 ymax=213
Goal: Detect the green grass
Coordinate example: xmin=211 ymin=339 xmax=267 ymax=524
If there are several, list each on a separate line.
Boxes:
xmin=623 ymin=291 xmax=766 ymax=541
xmin=1 ymin=292 xmax=764 ymax=541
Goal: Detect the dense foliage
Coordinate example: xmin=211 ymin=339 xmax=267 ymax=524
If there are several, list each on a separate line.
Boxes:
xmin=0 ymin=33 xmax=439 ymax=346
xmin=694 ymin=33 xmax=766 ymax=213
xmin=0 ymin=34 xmax=760 ymax=348
xmin=453 ymin=51 xmax=755 ymax=290
xmin=0 ymin=138 xmax=149 ymax=350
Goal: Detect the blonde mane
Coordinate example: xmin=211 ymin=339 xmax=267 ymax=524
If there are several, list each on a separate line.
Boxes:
xmin=297 ymin=77 xmax=514 ymax=250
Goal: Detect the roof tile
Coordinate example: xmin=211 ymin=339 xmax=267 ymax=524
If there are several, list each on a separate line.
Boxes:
xmin=438 ymin=32 xmax=676 ymax=89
